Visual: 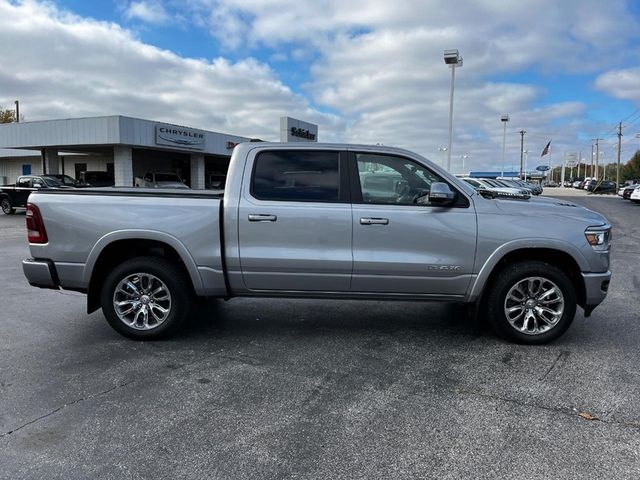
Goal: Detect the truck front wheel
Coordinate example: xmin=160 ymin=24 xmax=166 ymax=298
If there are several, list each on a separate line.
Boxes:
xmin=100 ymin=256 xmax=191 ymax=340
xmin=1 ymin=198 xmax=15 ymax=215
xmin=486 ymin=260 xmax=577 ymax=344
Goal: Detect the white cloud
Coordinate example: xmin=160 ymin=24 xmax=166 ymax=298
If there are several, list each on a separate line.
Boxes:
xmin=0 ymin=0 xmax=341 ymax=141
xmin=182 ymin=0 xmax=638 ymax=169
xmin=124 ymin=1 xmax=169 ymax=24
xmin=595 ymin=68 xmax=640 ymax=102
xmin=1 ymin=0 xmax=638 ymax=171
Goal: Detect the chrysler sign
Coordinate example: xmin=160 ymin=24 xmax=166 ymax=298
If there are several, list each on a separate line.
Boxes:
xmin=155 ymin=124 xmax=205 ymax=150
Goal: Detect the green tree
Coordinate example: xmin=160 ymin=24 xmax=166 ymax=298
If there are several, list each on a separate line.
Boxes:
xmin=0 ymin=106 xmax=17 ymax=123
xmin=621 ymin=150 xmax=640 ymax=182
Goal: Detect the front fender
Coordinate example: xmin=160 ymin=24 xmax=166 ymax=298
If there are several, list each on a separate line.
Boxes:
xmin=467 ymin=238 xmax=590 ymax=301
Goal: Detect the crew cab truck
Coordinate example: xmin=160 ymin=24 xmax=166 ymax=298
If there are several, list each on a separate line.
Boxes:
xmin=22 ymin=143 xmax=612 ymax=344
xmin=1 ymin=174 xmax=76 ymax=214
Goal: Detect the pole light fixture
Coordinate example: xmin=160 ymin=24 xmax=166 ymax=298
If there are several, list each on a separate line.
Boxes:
xmin=460 ymin=153 xmax=469 ymax=174
xmin=438 ymin=146 xmax=448 ymax=168
xmin=443 ymin=49 xmax=462 ymax=173
xmin=500 ymin=114 xmax=509 ymax=177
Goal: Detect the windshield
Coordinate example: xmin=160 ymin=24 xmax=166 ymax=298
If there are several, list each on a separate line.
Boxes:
xmin=42 ymin=175 xmax=76 ymax=186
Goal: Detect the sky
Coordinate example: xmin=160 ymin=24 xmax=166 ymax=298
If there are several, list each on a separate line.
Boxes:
xmin=2 ymin=0 xmax=640 ymax=172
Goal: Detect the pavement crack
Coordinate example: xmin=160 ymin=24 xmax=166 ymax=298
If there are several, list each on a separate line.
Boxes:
xmin=539 ymin=350 xmax=570 ymax=381
xmin=454 ymin=387 xmax=640 ymax=431
xmin=0 ymin=380 xmax=134 ymax=438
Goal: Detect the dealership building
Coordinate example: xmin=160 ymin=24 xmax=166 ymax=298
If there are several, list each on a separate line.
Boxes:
xmin=0 ymin=115 xmax=318 ymax=187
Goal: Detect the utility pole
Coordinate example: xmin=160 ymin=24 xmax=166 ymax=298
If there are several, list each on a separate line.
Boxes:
xmin=578 ymin=151 xmax=581 ymax=178
xmin=519 ymin=130 xmax=526 ymax=179
xmin=590 ymin=143 xmax=594 ymax=177
xmin=594 ymin=138 xmax=603 ymax=180
xmin=14 ymin=100 xmax=19 ymax=123
xmin=617 ymin=122 xmax=623 ymax=187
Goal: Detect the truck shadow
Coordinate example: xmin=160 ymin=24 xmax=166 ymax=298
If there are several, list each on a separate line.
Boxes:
xmin=176 ymin=298 xmax=482 ymax=342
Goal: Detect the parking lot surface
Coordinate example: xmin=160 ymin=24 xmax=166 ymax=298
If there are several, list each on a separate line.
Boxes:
xmin=1 ymin=194 xmax=639 ymax=479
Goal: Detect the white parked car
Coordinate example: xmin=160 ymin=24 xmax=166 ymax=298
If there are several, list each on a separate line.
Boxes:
xmin=461 ymin=177 xmax=530 ymax=197
xmin=135 ymin=172 xmax=189 ymax=189
xmin=630 ymin=185 xmax=640 ymax=203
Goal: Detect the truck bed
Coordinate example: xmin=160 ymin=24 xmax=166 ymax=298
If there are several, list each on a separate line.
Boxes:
xmin=26 ymin=188 xmax=226 ymax=296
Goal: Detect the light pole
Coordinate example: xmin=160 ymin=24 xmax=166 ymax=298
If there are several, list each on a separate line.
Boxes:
xmin=523 ymin=150 xmax=529 ymax=181
xmin=460 ymin=153 xmax=469 ymax=174
xmin=501 ymin=114 xmax=509 ymax=177
xmin=444 ymin=49 xmax=462 ymax=172
xmin=438 ymin=147 xmax=448 ymax=168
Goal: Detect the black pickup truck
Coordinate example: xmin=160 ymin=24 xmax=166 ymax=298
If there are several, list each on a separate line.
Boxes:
xmin=0 ymin=174 xmax=76 ymax=214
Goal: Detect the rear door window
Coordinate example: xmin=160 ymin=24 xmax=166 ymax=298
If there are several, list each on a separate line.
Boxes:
xmin=251 ymin=151 xmax=341 ymax=202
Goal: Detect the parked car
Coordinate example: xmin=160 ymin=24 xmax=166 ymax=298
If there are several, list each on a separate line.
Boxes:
xmin=494 ymin=179 xmax=534 ymax=195
xmin=589 ymin=180 xmax=617 ymax=194
xmin=205 ymin=172 xmax=226 ymax=190
xmin=510 ymin=179 xmax=542 ymax=195
xmin=77 ymin=171 xmax=115 ymax=187
xmin=1 ymin=175 xmax=76 ymax=214
xmin=44 ymin=174 xmax=78 ymax=187
xmin=631 ymin=186 xmax=640 ymax=203
xmin=622 ymin=184 xmax=638 ymax=200
xmin=571 ymin=178 xmax=584 ymax=188
xmin=461 ymin=177 xmax=530 ymax=197
xmin=135 ymin=172 xmax=189 ymax=189
xmin=23 ymin=142 xmax=611 ymax=345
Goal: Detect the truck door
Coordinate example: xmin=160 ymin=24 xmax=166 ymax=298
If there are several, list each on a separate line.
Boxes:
xmin=238 ymin=149 xmax=352 ymax=291
xmin=349 ymin=151 xmax=477 ymax=296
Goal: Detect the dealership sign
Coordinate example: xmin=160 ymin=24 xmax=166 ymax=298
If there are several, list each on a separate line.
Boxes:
xmin=536 ymin=165 xmax=550 ymax=171
xmin=280 ymin=116 xmax=318 ymax=143
xmin=155 ymin=124 xmax=205 ymax=150
xmin=564 ymin=152 xmax=579 ymax=168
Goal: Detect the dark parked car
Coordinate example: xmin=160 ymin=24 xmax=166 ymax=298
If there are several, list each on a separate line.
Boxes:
xmin=1 ymin=175 xmax=76 ymax=214
xmin=77 ymin=171 xmax=115 ymax=187
xmin=587 ymin=180 xmax=616 ymax=194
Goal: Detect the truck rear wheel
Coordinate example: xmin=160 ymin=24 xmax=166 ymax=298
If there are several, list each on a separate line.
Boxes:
xmin=100 ymin=256 xmax=191 ymax=340
xmin=1 ymin=198 xmax=15 ymax=215
xmin=486 ymin=260 xmax=576 ymax=344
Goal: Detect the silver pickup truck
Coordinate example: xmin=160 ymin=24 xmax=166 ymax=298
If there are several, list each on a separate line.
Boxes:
xmin=22 ymin=142 xmax=611 ymax=344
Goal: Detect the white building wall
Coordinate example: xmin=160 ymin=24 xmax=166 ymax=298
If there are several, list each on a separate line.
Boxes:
xmin=1 ymin=157 xmax=43 ymax=183
xmin=62 ymin=154 xmax=111 ymax=177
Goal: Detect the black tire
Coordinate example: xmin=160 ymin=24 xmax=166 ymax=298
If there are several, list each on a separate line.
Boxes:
xmin=1 ymin=197 xmax=15 ymax=215
xmin=486 ymin=260 xmax=577 ymax=345
xmin=100 ymin=256 xmax=191 ymax=340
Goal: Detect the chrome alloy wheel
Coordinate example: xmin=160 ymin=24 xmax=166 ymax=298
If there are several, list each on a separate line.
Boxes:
xmin=503 ymin=276 xmax=565 ymax=335
xmin=113 ymin=273 xmax=172 ymax=330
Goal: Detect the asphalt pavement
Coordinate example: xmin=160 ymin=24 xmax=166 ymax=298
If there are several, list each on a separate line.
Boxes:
xmin=1 ymin=193 xmax=639 ymax=479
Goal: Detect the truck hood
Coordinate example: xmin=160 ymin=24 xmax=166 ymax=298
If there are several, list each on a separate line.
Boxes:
xmin=490 ymin=194 xmax=608 ymax=226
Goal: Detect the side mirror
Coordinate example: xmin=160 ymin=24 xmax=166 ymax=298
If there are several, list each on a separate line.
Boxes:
xmin=428 ymin=182 xmax=456 ymax=206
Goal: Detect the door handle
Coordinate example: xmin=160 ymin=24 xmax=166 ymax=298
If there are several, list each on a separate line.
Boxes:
xmin=248 ymin=214 xmax=277 ymax=222
xmin=360 ymin=217 xmax=389 ymax=225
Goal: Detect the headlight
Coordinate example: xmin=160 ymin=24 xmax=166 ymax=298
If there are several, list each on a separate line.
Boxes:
xmin=585 ymin=228 xmax=611 ymax=251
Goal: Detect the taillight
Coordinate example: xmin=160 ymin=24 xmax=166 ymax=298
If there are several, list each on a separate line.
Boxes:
xmin=26 ymin=203 xmax=48 ymax=244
